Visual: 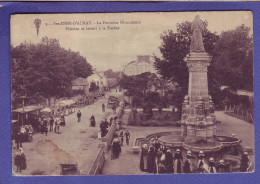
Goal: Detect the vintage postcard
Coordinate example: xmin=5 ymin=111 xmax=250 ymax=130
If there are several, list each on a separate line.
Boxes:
xmin=10 ymin=12 xmax=254 ymax=176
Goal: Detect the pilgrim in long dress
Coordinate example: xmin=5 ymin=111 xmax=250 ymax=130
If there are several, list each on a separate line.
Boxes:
xmin=183 ymin=151 xmax=193 ymax=173
xmin=208 ymin=158 xmax=217 ymax=173
xmin=140 ymin=144 xmax=149 ymax=171
xmin=197 ymin=150 xmax=208 ymax=173
xmin=216 ymin=160 xmax=226 ymax=173
xmin=240 ymin=152 xmax=250 ymax=172
xmin=14 ymin=148 xmax=27 ymax=172
xmin=112 ymin=138 xmax=121 ymax=159
xmin=147 ymin=147 xmax=157 ymax=174
xmin=165 ymin=149 xmax=173 ymax=173
xmin=173 ymin=149 xmax=183 ymax=174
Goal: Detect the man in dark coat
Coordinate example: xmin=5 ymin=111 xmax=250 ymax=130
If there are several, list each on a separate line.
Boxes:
xmin=60 ymin=115 xmax=65 ymax=126
xmin=100 ymin=121 xmax=108 ymax=137
xmin=104 ymin=119 xmax=109 ymax=127
xmin=43 ymin=118 xmax=48 ymax=135
xmin=77 ymin=110 xmax=82 ymax=122
xmin=102 ymin=103 xmax=105 ymax=112
xmin=125 ymin=130 xmax=130 ymax=146
xmin=147 ymin=147 xmax=157 ymax=174
xmin=49 ymin=116 xmax=54 ymax=132
xmin=15 ymin=132 xmax=22 ymax=149
xmin=120 ymin=130 xmax=124 ymax=146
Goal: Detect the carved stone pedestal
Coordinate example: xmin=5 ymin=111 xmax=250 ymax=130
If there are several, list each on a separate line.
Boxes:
xmin=181 ymin=52 xmax=217 ymax=142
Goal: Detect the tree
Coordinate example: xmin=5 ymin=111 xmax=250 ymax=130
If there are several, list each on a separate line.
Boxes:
xmin=211 ymin=24 xmax=253 ymax=91
xmin=119 ymin=72 xmax=162 ymax=97
xmin=11 ymin=37 xmax=93 ymax=107
xmin=154 ymin=21 xmax=219 ymax=105
xmin=119 ymin=72 xmax=164 ymax=108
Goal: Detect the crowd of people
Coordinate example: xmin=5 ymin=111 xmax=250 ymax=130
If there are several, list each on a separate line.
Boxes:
xmin=99 ymin=116 xmax=120 ymax=138
xmin=38 ymin=115 xmax=66 ymax=135
xmin=111 ymin=129 xmax=131 ymax=159
xmin=139 ymin=138 xmax=252 ymax=174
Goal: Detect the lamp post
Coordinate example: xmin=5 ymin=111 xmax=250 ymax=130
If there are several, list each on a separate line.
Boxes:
xmin=20 ymin=85 xmax=27 ymax=126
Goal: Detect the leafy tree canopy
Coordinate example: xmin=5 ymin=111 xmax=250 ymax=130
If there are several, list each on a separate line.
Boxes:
xmin=211 ymin=24 xmax=253 ymax=91
xmin=119 ymin=72 xmax=162 ymax=97
xmin=154 ymin=22 xmax=253 ymax=106
xmin=154 ymin=21 xmax=219 ymax=94
xmin=11 ymin=37 xmax=93 ymax=107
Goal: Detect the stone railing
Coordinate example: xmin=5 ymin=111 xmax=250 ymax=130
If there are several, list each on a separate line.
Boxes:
xmin=101 ymin=99 xmax=125 ymax=151
xmin=225 ymin=105 xmax=254 ymax=124
xmin=102 ymin=121 xmax=117 ymax=151
xmin=88 ymin=144 xmax=106 ymax=175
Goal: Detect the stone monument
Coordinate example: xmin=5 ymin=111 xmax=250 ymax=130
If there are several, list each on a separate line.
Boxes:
xmin=181 ymin=15 xmax=216 ymax=142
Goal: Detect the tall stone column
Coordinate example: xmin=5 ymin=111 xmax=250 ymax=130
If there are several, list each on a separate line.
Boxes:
xmin=181 ymin=52 xmax=216 ymax=142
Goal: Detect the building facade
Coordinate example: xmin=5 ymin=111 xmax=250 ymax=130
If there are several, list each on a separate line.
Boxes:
xmin=87 ymin=71 xmax=107 ymax=90
xmin=72 ymin=77 xmax=90 ymax=95
xmin=124 ymin=55 xmax=155 ymax=76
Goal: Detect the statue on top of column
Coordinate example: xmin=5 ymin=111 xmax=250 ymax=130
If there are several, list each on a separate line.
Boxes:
xmin=190 ymin=15 xmax=205 ymax=53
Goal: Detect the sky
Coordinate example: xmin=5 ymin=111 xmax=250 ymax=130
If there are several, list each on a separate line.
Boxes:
xmin=11 ymin=11 xmax=253 ymax=71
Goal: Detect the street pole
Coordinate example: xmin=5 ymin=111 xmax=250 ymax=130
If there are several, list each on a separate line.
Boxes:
xmin=22 ymin=96 xmax=25 ymax=126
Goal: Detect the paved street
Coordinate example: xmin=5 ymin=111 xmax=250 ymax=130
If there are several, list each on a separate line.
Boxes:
xmin=102 ymin=111 xmax=255 ymax=175
xmin=12 ymin=90 xmax=123 ymax=175
xmin=215 ymin=111 xmax=254 ymax=148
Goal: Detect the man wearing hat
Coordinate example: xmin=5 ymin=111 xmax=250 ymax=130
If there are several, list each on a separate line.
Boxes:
xmin=208 ymin=157 xmax=217 ymax=173
xmin=183 ymin=150 xmax=194 ymax=173
xmin=197 ymin=150 xmax=208 ymax=173
xmin=173 ymin=149 xmax=183 ymax=173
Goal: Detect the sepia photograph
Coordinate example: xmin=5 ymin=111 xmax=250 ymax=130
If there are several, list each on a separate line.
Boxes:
xmin=10 ymin=11 xmax=254 ymax=176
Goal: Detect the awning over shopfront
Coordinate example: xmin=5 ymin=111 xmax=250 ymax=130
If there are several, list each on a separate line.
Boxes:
xmin=41 ymin=107 xmax=52 ymax=113
xmin=12 ymin=105 xmax=42 ymax=114
xmin=56 ymin=100 xmax=76 ymax=107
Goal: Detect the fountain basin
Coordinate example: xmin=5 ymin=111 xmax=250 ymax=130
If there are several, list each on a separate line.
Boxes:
xmin=214 ymin=136 xmax=241 ymax=147
xmin=183 ymin=141 xmax=223 ymax=153
xmin=134 ymin=132 xmax=242 ymax=155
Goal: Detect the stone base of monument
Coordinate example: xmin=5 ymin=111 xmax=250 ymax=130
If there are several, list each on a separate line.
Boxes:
xmin=184 ymin=123 xmax=215 ymax=142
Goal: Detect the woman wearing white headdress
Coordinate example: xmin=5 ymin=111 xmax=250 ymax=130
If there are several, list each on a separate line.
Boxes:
xmin=14 ymin=148 xmax=27 ymax=172
xmin=197 ymin=150 xmax=208 ymax=173
xmin=173 ymin=149 xmax=183 ymax=173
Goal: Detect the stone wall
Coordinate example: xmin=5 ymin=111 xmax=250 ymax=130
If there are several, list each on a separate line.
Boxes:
xmin=127 ymin=108 xmax=180 ymax=126
xmin=88 ymin=144 xmax=106 ymax=175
